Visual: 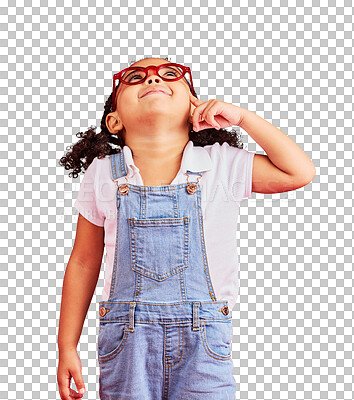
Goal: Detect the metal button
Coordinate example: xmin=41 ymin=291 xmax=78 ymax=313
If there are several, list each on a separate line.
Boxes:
xmin=186 ymin=183 xmax=197 ymax=194
xmin=99 ymin=307 xmax=109 ymax=317
xmin=220 ymin=305 xmax=229 ymax=316
xmin=119 ymin=184 xmax=129 ymax=195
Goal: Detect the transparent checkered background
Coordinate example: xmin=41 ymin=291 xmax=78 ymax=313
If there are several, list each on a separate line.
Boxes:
xmin=1 ymin=1 xmax=353 ymax=399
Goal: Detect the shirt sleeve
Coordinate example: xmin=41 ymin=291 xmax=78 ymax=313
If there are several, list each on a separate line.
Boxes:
xmin=220 ymin=142 xmax=255 ymax=200
xmin=73 ymin=157 xmax=105 ymax=227
xmin=243 ymin=148 xmax=255 ymax=199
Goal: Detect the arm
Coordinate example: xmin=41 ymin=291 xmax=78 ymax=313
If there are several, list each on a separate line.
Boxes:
xmin=239 ymin=109 xmax=316 ymax=194
xmin=187 ymin=92 xmax=316 ymax=194
xmin=57 ymin=213 xmax=104 ymax=399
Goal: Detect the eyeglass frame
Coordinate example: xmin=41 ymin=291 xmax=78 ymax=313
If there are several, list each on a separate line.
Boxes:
xmin=111 ymin=63 xmax=196 ymax=112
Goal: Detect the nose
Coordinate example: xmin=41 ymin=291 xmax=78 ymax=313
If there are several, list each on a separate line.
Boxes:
xmin=145 ymin=67 xmax=161 ymax=83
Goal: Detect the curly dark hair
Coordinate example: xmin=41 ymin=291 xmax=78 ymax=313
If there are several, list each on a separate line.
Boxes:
xmin=59 ymin=56 xmax=245 ymax=178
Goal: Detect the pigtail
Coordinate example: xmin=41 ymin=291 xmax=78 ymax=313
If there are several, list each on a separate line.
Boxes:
xmin=59 ymin=91 xmax=124 ymax=179
xmin=190 ymin=126 xmax=244 ymax=149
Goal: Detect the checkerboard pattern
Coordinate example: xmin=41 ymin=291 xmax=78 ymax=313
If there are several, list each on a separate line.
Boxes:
xmin=2 ymin=2 xmax=352 ymax=399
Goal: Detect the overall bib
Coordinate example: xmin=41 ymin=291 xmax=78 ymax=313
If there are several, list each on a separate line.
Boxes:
xmin=98 ymin=151 xmax=237 ymax=400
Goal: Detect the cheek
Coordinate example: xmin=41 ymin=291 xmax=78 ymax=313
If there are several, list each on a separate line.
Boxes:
xmin=116 ymin=90 xmax=134 ymax=112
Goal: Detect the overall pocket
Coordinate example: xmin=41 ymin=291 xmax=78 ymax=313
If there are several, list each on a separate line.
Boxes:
xmin=129 ymin=217 xmax=189 ymax=281
xmin=200 ymin=320 xmax=232 ymax=361
xmin=97 ymin=322 xmax=129 ymax=363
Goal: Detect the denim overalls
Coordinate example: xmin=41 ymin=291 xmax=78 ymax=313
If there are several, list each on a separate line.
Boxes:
xmin=97 ymin=151 xmax=237 ymax=400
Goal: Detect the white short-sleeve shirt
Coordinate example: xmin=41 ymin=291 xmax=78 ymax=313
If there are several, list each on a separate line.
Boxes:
xmin=74 ymin=140 xmax=255 ymax=308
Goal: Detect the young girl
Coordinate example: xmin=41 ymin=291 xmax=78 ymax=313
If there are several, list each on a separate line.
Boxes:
xmin=57 ymin=57 xmax=316 ymax=400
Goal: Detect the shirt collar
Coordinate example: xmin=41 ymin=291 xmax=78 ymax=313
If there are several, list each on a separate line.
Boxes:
xmin=122 ymin=140 xmax=212 ymax=176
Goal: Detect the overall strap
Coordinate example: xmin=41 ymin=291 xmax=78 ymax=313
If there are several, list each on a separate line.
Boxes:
xmin=186 ymin=170 xmax=204 ymax=179
xmin=185 ymin=170 xmax=204 ymax=195
xmin=192 ymin=302 xmax=201 ymax=331
xmin=110 ymin=151 xmax=127 ymax=181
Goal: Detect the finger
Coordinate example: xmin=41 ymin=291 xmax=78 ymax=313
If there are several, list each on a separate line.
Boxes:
xmin=58 ymin=375 xmax=73 ymax=400
xmin=189 ymin=91 xmax=204 ymax=106
xmin=201 ymin=101 xmax=221 ymax=130
xmin=201 ymin=99 xmax=216 ymax=119
xmin=204 ymin=114 xmax=220 ymax=130
xmin=192 ymin=101 xmax=210 ymax=131
xmin=72 ymin=370 xmax=86 ymax=397
xmin=69 ymin=387 xmax=85 ymax=398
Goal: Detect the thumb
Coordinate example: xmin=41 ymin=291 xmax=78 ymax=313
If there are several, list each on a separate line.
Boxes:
xmin=72 ymin=369 xmax=86 ymax=395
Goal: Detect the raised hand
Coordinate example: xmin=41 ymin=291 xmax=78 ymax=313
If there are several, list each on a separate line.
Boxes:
xmin=189 ymin=91 xmax=245 ymax=132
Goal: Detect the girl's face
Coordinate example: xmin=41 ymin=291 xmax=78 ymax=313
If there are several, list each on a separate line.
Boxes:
xmin=109 ymin=59 xmax=195 ymax=134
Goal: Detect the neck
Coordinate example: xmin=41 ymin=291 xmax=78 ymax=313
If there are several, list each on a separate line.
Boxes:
xmin=122 ymin=129 xmax=190 ymax=167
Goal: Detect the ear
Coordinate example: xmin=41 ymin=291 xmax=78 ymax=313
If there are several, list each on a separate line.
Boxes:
xmin=106 ymin=112 xmax=124 ymax=134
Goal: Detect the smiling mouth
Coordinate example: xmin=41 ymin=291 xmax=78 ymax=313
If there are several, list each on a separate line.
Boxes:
xmin=143 ymin=91 xmax=169 ymax=97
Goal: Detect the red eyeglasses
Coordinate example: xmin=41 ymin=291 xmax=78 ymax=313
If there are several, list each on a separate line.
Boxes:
xmin=111 ymin=63 xmax=196 ymax=111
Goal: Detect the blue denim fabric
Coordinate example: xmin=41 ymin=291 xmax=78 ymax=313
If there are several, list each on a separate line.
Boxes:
xmin=98 ymin=152 xmax=236 ymax=400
